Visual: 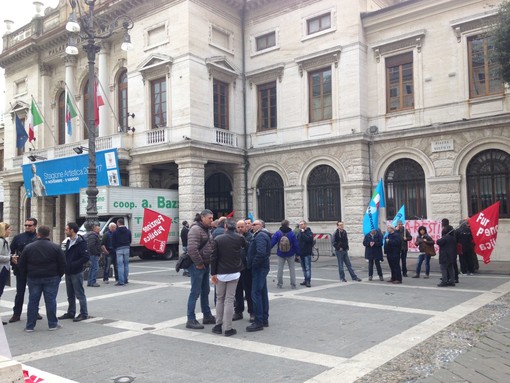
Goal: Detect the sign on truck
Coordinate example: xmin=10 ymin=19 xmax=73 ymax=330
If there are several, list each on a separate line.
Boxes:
xmin=79 ymin=186 xmax=179 ymax=259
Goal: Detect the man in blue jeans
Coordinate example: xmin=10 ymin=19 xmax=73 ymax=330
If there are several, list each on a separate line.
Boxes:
xmin=18 ymin=225 xmax=66 ymax=332
xmin=185 ymin=209 xmax=216 ymax=329
xmin=112 ymin=218 xmax=132 ymax=286
xmin=246 ymin=219 xmax=271 ymax=332
xmin=59 ymin=222 xmax=90 ymax=322
xmin=333 ymin=221 xmax=362 ymax=282
xmin=297 ymin=220 xmax=314 ymax=287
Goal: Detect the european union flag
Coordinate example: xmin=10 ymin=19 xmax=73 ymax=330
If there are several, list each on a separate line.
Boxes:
xmin=15 ymin=114 xmax=28 ymax=148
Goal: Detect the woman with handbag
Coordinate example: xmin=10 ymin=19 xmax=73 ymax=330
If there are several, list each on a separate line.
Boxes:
xmin=412 ymin=226 xmax=435 ymax=279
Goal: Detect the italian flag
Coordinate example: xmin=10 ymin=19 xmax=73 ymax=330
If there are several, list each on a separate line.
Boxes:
xmin=27 ymin=100 xmax=43 ymax=142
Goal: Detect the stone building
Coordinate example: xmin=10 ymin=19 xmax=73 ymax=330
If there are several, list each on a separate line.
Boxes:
xmin=1 ymin=0 xmax=508 ymax=259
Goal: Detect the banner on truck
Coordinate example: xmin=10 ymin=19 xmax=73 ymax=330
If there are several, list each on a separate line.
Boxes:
xmin=140 ymin=208 xmax=173 ymax=254
xmin=22 ymin=149 xmax=121 ymax=198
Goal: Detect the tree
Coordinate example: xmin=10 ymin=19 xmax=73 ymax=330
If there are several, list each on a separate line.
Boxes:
xmin=493 ymin=0 xmax=510 ymax=83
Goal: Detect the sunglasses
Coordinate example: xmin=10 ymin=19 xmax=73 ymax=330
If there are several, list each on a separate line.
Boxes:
xmin=25 ymin=224 xmax=34 ymax=227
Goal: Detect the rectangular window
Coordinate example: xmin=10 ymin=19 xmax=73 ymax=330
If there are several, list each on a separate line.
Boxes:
xmin=151 ymin=77 xmax=167 ymax=129
xmin=257 ymin=82 xmax=277 ymax=131
xmin=307 ymin=13 xmax=331 ymax=35
xmin=308 ymin=68 xmax=332 ymax=123
xmin=386 ymin=52 xmax=414 ymax=113
xmin=468 ymin=35 xmax=503 ymax=98
xmin=211 ymin=26 xmax=231 ymax=51
xmin=213 ymin=79 xmax=229 ymax=129
xmin=256 ymin=32 xmax=276 ymax=51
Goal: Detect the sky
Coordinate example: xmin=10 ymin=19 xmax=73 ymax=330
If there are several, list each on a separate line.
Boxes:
xmin=0 ymin=0 xmax=60 ymax=116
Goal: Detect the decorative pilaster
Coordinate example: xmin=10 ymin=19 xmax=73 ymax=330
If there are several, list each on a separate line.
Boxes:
xmin=98 ymin=42 xmax=110 ymax=137
xmin=232 ymin=164 xmax=246 ymax=220
xmin=175 ymin=158 xmax=207 ymax=224
xmin=127 ymin=163 xmax=150 ymax=187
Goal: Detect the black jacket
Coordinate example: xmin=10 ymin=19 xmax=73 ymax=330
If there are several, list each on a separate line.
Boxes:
xmin=247 ymin=230 xmax=271 ymax=270
xmin=333 ymin=229 xmax=349 ymax=251
xmin=211 ymin=230 xmax=246 ymax=275
xmin=297 ymin=227 xmax=314 ymax=256
xmin=64 ymin=235 xmax=89 ymax=275
xmin=19 ymin=238 xmax=66 ymax=278
xmin=437 ymin=230 xmax=457 ymax=265
xmin=363 ymin=231 xmax=383 ymax=261
xmin=112 ymin=226 xmax=132 ymax=249
xmin=10 ymin=231 xmax=37 ymax=276
xmin=384 ymin=232 xmax=402 ymax=257
xmin=180 ymin=226 xmax=189 ymax=247
xmin=85 ymin=231 xmax=102 ymax=256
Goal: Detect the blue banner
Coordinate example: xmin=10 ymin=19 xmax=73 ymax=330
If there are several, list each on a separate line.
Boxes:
xmin=22 ymin=149 xmax=121 ymax=198
xmin=362 ymin=179 xmax=386 ymax=235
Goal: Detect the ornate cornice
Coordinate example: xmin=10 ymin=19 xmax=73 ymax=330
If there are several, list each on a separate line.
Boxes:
xmin=372 ymin=29 xmax=426 ymax=62
xmin=295 ymin=46 xmax=341 ymax=77
xmin=245 ymin=63 xmax=285 ymax=88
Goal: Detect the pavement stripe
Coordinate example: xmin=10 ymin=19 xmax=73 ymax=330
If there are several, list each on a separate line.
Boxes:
xmin=304 ymin=280 xmax=510 ymax=383
xmin=16 ymin=331 xmax=142 ymax=363
xmin=153 ymin=327 xmax=347 ymax=368
xmin=288 ymin=294 xmax=442 ymax=316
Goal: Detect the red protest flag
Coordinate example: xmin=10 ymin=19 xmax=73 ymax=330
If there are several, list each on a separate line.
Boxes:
xmin=468 ymin=201 xmax=500 ymax=264
xmin=226 ymin=210 xmax=235 ymax=218
xmin=140 ymin=208 xmax=172 ymax=254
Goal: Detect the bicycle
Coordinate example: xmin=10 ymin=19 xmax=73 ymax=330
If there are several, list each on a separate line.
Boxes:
xmin=312 ymin=244 xmax=319 ymax=262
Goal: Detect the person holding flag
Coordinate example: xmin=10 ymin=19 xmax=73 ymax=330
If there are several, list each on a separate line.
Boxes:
xmin=363 ymin=179 xmax=385 ymax=235
xmin=396 ymin=218 xmax=412 ymax=277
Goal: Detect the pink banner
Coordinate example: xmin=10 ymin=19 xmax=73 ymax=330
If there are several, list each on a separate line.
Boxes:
xmin=386 ymin=220 xmax=441 ymax=252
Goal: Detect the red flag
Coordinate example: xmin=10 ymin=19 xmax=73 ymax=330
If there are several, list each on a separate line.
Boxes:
xmin=226 ymin=210 xmax=235 ymax=218
xmin=468 ymin=201 xmax=500 ymax=264
xmin=140 ymin=208 xmax=172 ymax=254
xmin=94 ymin=80 xmax=105 ymax=127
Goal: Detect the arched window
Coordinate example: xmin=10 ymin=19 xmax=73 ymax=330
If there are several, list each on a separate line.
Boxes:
xmin=385 ymin=159 xmax=426 ymax=219
xmin=467 ymin=149 xmax=510 ymax=217
xmin=205 ymin=173 xmax=232 ymax=219
xmin=257 ymin=171 xmax=284 ymax=222
xmin=307 ymin=165 xmax=340 ymax=221
xmin=118 ymin=70 xmax=128 ymax=132
xmin=57 ymin=91 xmax=65 ymax=145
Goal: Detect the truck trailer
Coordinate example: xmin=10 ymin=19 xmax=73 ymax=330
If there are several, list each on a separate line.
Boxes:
xmin=77 ymin=186 xmax=179 ymax=260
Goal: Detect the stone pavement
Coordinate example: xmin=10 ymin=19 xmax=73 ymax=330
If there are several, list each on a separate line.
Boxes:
xmin=0 ymin=253 xmax=509 ymax=383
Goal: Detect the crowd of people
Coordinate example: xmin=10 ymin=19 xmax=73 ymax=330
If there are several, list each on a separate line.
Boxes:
xmin=0 ymin=210 xmax=478 ymax=334
xmin=182 ymin=213 xmax=480 ymax=336
xmin=0 ymin=217 xmax=132 ymax=332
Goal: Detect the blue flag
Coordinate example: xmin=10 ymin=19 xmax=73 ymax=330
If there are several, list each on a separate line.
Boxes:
xmin=15 ymin=114 xmax=28 ymax=148
xmin=362 ymin=179 xmax=385 ymax=235
xmin=247 ymin=212 xmax=254 ymax=221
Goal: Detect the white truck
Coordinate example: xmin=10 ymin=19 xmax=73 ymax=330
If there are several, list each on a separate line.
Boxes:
xmin=77 ymin=186 xmax=179 ymax=260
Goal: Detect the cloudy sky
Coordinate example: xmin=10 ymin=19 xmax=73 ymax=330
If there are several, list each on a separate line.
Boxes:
xmin=1 ymin=0 xmax=60 ymax=115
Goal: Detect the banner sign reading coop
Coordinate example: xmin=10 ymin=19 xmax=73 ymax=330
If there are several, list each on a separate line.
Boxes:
xmin=22 ymin=149 xmax=121 ymax=198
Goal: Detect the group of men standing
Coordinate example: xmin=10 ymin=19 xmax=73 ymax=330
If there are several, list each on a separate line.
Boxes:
xmin=5 ymin=217 xmax=131 ymax=332
xmin=184 ymin=212 xmax=320 ymax=336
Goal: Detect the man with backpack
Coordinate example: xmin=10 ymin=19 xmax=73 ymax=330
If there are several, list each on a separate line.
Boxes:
xmin=271 ymin=219 xmax=299 ymax=289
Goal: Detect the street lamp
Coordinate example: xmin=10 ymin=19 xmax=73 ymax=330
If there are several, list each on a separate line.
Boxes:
xmin=65 ymin=0 xmax=133 ymax=229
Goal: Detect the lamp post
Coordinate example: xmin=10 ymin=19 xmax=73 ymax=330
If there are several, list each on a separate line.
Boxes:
xmin=65 ymin=0 xmax=133 ymax=229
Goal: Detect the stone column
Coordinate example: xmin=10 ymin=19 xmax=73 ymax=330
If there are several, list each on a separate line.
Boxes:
xmin=175 ymin=158 xmax=206 ymax=224
xmin=40 ymin=63 xmax=53 ymax=148
xmin=232 ymin=164 xmax=246 ymax=220
xmin=2 ymin=180 xmax=21 ymax=234
xmin=98 ymin=42 xmax=110 ymax=137
xmin=127 ymin=163 xmax=150 ymax=188
xmin=285 ymin=185 xmax=304 ymax=225
xmin=64 ymin=55 xmax=77 ymax=144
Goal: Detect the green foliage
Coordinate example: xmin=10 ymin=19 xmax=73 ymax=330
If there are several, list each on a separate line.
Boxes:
xmin=493 ymin=0 xmax=510 ymax=83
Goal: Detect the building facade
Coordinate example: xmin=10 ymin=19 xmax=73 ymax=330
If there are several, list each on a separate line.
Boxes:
xmin=1 ymin=0 xmax=509 ymax=258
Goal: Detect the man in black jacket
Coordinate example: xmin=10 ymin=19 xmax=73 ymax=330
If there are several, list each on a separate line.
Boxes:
xmin=18 ymin=225 xmax=66 ymax=332
xmin=59 ymin=222 xmax=90 ymax=322
xmin=9 ymin=217 xmax=41 ymax=323
xmin=333 ymin=221 xmax=361 ymax=282
xmin=297 ymin=220 xmax=314 ymax=287
xmin=210 ymin=219 xmax=245 ymax=336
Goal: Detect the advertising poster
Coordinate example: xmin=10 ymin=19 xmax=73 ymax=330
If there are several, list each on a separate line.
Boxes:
xmin=22 ymin=149 xmax=121 ymax=198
